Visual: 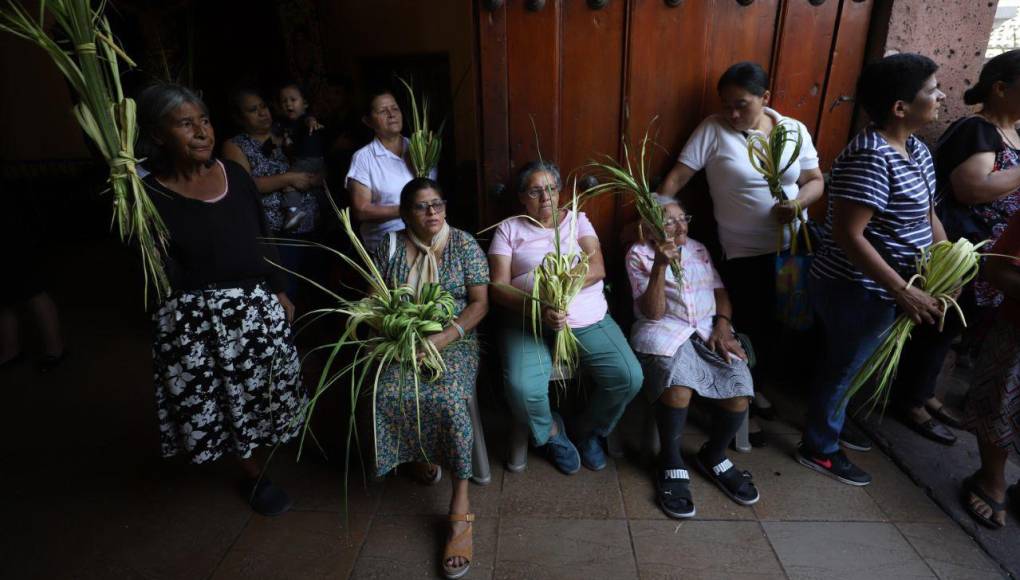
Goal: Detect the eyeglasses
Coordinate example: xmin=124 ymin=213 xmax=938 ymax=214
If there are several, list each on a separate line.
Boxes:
xmin=663 ymin=215 xmax=693 ymax=227
xmin=412 ymin=199 xmax=447 ymax=214
xmin=523 ymin=184 xmax=558 ymax=199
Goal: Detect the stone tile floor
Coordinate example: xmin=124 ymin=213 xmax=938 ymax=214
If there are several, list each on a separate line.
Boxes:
xmin=1 ymin=241 xmax=1015 ymax=579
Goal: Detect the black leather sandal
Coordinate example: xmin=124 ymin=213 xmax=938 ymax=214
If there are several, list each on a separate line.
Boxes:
xmin=695 ymin=445 xmax=760 ymax=506
xmin=656 ymin=467 xmax=696 ymax=519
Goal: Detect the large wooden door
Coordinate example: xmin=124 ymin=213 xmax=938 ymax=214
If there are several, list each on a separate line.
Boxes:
xmin=477 ymin=0 xmax=874 ymax=252
xmin=478 ymin=0 xmax=627 ymax=234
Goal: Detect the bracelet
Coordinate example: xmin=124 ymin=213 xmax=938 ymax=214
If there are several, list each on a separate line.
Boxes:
xmin=451 ymin=321 xmax=466 ymax=339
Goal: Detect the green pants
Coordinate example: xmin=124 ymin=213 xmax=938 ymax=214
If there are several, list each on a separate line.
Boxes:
xmin=500 ymin=314 xmax=643 ymax=446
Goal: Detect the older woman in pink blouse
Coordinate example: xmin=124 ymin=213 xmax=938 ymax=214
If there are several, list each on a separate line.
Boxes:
xmin=489 ymin=161 xmax=643 ymax=476
xmin=626 ymin=196 xmax=760 ymax=519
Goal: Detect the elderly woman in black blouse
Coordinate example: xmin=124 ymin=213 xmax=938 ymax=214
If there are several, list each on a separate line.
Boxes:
xmin=137 ymin=84 xmax=306 ymax=516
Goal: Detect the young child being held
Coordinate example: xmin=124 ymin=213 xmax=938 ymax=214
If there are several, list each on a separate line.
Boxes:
xmin=277 ymin=82 xmax=325 ymax=232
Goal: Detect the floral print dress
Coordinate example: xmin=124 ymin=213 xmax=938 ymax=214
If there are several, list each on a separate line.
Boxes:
xmin=369 ymin=228 xmax=490 ymax=479
xmin=229 ymin=133 xmax=319 ymax=235
xmin=970 ymin=146 xmax=1020 ymax=307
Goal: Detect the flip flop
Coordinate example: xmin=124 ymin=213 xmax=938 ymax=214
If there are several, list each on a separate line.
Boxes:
xmin=442 ymin=513 xmax=474 ymax=579
xmin=962 ymin=474 xmax=1006 ymax=530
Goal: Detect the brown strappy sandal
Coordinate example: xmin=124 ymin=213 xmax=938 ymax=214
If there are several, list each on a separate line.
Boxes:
xmin=442 ymin=513 xmax=474 ymax=579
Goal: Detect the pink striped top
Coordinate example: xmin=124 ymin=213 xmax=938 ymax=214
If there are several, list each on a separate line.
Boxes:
xmin=626 ymin=238 xmax=724 ymax=357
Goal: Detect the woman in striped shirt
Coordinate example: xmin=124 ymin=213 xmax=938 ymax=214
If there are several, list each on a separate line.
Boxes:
xmin=799 ymin=54 xmax=954 ymax=487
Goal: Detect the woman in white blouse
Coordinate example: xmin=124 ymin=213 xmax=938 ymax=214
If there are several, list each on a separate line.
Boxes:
xmin=626 ymin=196 xmax=759 ymax=519
xmin=657 ymin=62 xmax=825 ymax=439
xmin=346 ymin=88 xmax=436 ymax=251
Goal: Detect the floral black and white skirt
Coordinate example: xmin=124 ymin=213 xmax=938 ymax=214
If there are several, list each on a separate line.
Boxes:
xmin=152 ymin=282 xmax=306 ymax=464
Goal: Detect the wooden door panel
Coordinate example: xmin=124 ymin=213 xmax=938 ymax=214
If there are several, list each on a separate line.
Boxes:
xmin=815 ymin=0 xmax=874 ymax=173
xmin=624 ymin=0 xmax=713 ymax=176
xmin=769 ymin=0 xmax=841 ymax=136
xmin=622 ymin=0 xmax=715 ymax=242
xmin=507 ymin=2 xmax=561 ymax=190
xmin=561 ymin=0 xmax=626 ymax=238
xmin=625 ymin=0 xmax=781 ymax=167
xmin=698 ymin=0 xmax=782 ymax=120
xmin=624 ymin=0 xmax=781 ymax=256
xmin=477 ymin=3 xmax=510 ymax=227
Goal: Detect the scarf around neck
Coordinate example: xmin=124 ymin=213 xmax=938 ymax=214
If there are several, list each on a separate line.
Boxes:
xmin=406 ymin=221 xmax=451 ymax=295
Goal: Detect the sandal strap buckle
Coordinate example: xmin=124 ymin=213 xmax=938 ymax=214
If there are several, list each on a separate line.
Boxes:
xmin=449 ymin=513 xmax=475 ymax=523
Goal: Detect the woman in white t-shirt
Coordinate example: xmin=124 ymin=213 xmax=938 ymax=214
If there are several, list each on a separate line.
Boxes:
xmin=346 ymin=88 xmax=436 ymax=252
xmin=657 ymin=62 xmax=825 ymax=434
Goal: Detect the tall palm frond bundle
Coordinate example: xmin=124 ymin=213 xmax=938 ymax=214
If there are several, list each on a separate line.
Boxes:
xmin=398 ymin=76 xmax=443 ymax=178
xmin=839 ymin=238 xmax=1001 ymax=415
xmin=528 ymin=183 xmax=589 ymax=371
xmin=585 ymin=119 xmax=684 ymax=283
xmin=0 ymin=0 xmax=170 ymax=303
xmin=481 ymin=182 xmax=592 ymax=371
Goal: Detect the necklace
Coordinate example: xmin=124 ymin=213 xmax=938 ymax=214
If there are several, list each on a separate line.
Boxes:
xmin=978 ymin=112 xmax=1020 ymax=149
xmin=997 ymin=126 xmax=1020 ymax=150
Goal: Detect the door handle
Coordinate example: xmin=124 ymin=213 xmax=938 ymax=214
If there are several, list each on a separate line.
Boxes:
xmin=828 ymin=95 xmax=854 ymax=113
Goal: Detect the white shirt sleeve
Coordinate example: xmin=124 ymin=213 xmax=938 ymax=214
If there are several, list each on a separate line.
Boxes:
xmin=346 ymin=148 xmax=371 ymax=190
xmin=797 ymin=121 xmax=820 ymax=172
xmin=677 ymin=117 xmax=717 ymax=171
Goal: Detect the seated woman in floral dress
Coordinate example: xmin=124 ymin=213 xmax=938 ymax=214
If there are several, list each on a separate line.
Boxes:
xmin=370 ymin=177 xmax=489 ymax=579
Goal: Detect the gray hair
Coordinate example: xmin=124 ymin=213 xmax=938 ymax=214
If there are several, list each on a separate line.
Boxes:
xmin=655 ymin=194 xmax=679 ymax=208
xmin=137 ymin=84 xmax=209 ymax=175
xmin=517 ymin=160 xmax=562 ymax=193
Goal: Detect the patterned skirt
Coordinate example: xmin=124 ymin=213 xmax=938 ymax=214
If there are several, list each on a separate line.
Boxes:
xmin=638 ymin=335 xmax=754 ymax=403
xmin=152 ymin=282 xmax=306 ymax=464
xmin=964 ymin=318 xmax=1020 ymax=453
xmin=373 ymin=337 xmax=478 ymax=480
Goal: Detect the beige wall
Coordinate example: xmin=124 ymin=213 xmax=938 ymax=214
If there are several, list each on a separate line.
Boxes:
xmin=876 ymin=0 xmax=997 ymax=141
